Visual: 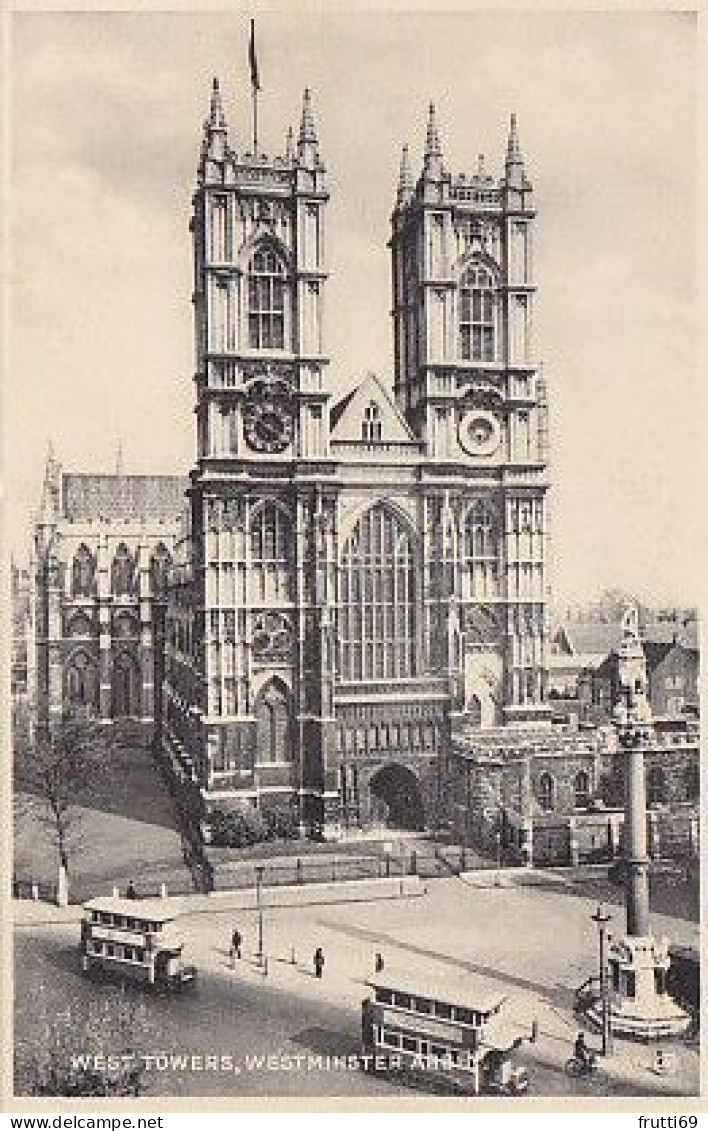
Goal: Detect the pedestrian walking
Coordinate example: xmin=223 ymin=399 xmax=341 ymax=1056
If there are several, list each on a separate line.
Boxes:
xmin=230 ymin=928 xmax=242 ymax=966
xmin=313 ymin=946 xmax=324 ymax=979
xmin=126 ymin=880 xmax=137 ymax=900
xmin=375 ymin=951 xmax=384 ymax=973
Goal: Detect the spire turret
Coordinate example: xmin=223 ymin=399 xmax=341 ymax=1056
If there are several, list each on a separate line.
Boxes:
xmin=209 ymin=76 xmax=226 ymax=130
xmin=297 ymin=88 xmax=320 ymax=168
xmin=285 ymin=125 xmax=295 ymax=164
xmin=202 ymin=76 xmax=227 ymax=167
xmin=38 ymin=442 xmax=61 ymax=524
xmin=396 ymin=143 xmax=413 ymax=206
xmin=504 ymin=112 xmax=529 ymax=191
xmin=423 ymin=102 xmax=444 ymax=179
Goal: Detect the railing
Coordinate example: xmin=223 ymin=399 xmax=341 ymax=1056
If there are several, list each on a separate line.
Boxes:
xmin=210 ymin=844 xmax=510 ymax=892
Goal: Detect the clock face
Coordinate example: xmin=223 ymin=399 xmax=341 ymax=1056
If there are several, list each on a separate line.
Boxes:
xmin=458 ymin=409 xmax=501 ymax=457
xmin=244 ymin=379 xmax=294 ymax=454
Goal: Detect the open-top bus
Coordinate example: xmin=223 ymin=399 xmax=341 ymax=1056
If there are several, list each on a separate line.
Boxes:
xmin=80 ymin=896 xmax=197 ymax=992
xmin=361 ymin=968 xmax=529 ymax=1095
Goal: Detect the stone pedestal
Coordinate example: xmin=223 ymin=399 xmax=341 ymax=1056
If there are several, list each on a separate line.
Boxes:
xmin=56 ymin=864 xmax=69 ymax=908
xmin=586 ymin=934 xmax=690 ymax=1040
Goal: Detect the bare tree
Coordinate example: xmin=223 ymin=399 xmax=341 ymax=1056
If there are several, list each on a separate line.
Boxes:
xmin=15 ymin=712 xmax=113 ymax=878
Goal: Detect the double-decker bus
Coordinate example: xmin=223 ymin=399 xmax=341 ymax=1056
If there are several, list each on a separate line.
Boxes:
xmin=361 ymin=968 xmax=529 ymax=1095
xmin=80 ymin=896 xmax=197 ymax=992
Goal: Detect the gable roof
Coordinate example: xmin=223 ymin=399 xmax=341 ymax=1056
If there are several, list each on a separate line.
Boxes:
xmin=330 ymin=373 xmax=419 ymax=445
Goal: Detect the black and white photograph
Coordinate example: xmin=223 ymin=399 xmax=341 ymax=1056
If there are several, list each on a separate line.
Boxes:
xmin=4 ymin=5 xmax=701 ymax=1113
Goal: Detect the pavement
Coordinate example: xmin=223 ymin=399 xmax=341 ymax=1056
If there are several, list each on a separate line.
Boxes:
xmin=13 ymin=874 xmax=700 ymax=1099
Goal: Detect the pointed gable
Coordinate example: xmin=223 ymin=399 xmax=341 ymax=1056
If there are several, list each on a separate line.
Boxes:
xmin=330 ymin=373 xmax=419 ymax=446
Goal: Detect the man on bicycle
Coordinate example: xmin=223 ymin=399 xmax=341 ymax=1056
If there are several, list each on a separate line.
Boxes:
xmin=574 ymin=1031 xmax=596 ymax=1074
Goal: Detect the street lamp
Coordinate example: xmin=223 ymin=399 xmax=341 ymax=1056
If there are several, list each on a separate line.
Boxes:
xmin=591 ymin=903 xmax=613 ymax=1055
xmin=255 ymin=865 xmax=265 ymax=969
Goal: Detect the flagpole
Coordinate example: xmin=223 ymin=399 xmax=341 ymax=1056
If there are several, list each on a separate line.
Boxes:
xmin=249 ymin=19 xmax=259 ymax=153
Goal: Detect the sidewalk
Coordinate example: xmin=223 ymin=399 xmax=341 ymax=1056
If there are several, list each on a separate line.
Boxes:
xmin=13 ymin=873 xmax=424 ymax=926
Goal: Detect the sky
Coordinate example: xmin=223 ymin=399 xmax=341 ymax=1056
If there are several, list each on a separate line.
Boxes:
xmin=5 ymin=8 xmax=698 ymax=606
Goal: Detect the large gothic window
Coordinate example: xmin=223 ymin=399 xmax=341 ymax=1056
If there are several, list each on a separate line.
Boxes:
xmin=459 ymin=263 xmax=496 ymax=361
xmin=339 ymin=504 xmax=417 ymax=682
xmin=71 ymin=545 xmax=96 ymax=598
xmin=111 ymin=544 xmax=135 ymax=597
xmin=461 ymin=500 xmax=499 ymax=599
xmin=247 ymin=247 xmax=287 ymax=350
xmin=255 ymin=679 xmax=292 ymax=764
xmin=250 ymin=502 xmax=292 ymax=604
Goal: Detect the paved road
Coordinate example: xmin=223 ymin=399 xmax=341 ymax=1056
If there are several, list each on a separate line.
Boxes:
xmin=14 ymin=877 xmax=699 ymax=1100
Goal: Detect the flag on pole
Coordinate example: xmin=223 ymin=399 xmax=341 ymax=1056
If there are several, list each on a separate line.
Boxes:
xmin=249 ymin=19 xmax=260 ymax=92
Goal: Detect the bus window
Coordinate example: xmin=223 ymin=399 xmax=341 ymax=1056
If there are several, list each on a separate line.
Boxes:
xmin=114 ymin=916 xmax=125 ymax=929
xmin=124 ymin=946 xmax=134 ymax=960
xmin=435 ymin=1002 xmax=452 ymax=1019
xmin=105 ymin=944 xmax=115 ymax=957
xmin=376 ymin=988 xmax=393 ymax=1004
xmin=91 ymin=910 xmax=100 ymax=923
xmin=432 ymin=1044 xmax=448 ymax=1058
xmin=136 ymin=948 xmax=145 ymax=962
xmin=455 ymin=1007 xmax=475 ymax=1025
xmin=394 ymin=993 xmax=412 ymax=1009
xmin=90 ymin=941 xmax=103 ymax=955
xmin=401 ymin=1036 xmax=418 ymax=1053
xmin=382 ymin=1030 xmax=401 ymax=1049
xmin=416 ymin=997 xmax=432 ymax=1014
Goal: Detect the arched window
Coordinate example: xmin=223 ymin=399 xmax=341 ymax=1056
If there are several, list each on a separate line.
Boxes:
xmin=683 ymin=763 xmax=699 ymax=801
xmin=111 ymin=544 xmax=135 ymax=598
xmin=362 ymin=402 xmax=382 ymax=443
xmin=461 ymin=500 xmax=499 ymax=600
xmin=574 ymin=771 xmax=590 ymax=809
xmin=150 ymin=544 xmax=172 ymax=597
xmin=250 ymin=502 xmax=292 ymax=604
xmin=459 ymin=263 xmax=496 ymax=361
xmin=247 ymin=247 xmax=287 ymax=350
xmin=647 ymin=766 xmax=667 ymax=806
xmin=112 ymin=652 xmax=139 ymax=719
xmin=65 ymin=651 xmax=97 ymax=714
xmin=71 ymin=545 xmax=95 ymax=598
xmin=339 ymin=504 xmax=417 ymax=682
xmin=255 ymin=679 xmax=292 ymax=764
xmin=539 ymin=772 xmax=555 ymax=812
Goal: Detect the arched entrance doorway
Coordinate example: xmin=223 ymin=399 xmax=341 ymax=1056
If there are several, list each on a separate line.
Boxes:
xmin=368 ymin=763 xmax=425 ymax=831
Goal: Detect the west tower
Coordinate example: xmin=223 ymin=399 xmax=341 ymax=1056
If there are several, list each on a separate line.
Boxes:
xmin=163 ymin=80 xmax=338 ymax=829
xmin=390 ymin=109 xmax=550 ymax=724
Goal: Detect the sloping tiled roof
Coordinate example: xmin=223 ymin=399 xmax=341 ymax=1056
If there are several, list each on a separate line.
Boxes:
xmin=555 ymin=618 xmax=699 ymax=660
xmin=63 ymin=474 xmax=187 ymax=523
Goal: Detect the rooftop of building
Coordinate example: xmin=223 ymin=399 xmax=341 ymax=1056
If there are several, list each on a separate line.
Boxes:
xmin=62 ymin=473 xmax=187 ymax=524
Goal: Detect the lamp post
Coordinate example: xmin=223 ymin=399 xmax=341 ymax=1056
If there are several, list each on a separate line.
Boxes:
xmin=591 ymin=903 xmax=613 ymax=1055
xmin=255 ymin=865 xmax=264 ymax=968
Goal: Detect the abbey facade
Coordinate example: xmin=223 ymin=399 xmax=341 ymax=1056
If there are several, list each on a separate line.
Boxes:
xmin=160 ymin=82 xmax=550 ymax=837
xmin=31 ymin=79 xmax=553 ymax=840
